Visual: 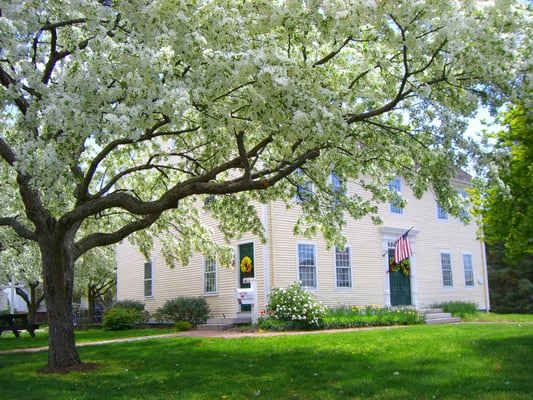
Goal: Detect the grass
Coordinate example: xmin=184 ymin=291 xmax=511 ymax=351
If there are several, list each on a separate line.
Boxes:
xmin=476 ymin=313 xmax=533 ymax=323
xmin=1 ymin=321 xmax=532 ymax=399
xmin=0 ymin=327 xmax=177 ymax=352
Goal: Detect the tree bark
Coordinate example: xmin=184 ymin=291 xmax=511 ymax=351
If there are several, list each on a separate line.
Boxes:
xmin=40 ymin=231 xmax=82 ymax=368
xmin=88 ymin=283 xmax=96 ymax=323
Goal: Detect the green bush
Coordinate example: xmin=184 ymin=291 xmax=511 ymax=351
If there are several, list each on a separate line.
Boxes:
xmin=174 ymin=320 xmax=193 ymax=331
xmin=261 ymin=282 xmax=327 ymax=328
xmin=433 ymin=301 xmax=479 ymax=318
xmin=110 ymin=299 xmax=145 ymax=311
xmin=323 ymin=305 xmax=424 ymax=328
xmin=103 ymin=307 xmax=142 ymax=331
xmin=157 ymin=296 xmax=210 ymax=325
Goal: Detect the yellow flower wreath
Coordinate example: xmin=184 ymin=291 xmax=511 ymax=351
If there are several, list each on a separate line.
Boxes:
xmin=240 ymin=256 xmax=253 ymax=274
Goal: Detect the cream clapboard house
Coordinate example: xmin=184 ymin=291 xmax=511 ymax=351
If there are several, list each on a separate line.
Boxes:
xmin=116 ymin=172 xmax=490 ymax=320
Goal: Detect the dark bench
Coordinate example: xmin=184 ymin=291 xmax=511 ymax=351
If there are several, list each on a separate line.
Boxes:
xmin=0 ymin=313 xmax=36 ymax=337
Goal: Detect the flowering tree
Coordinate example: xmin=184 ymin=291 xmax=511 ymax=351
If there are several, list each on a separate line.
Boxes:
xmin=0 ymin=1 xmax=529 ymax=370
xmin=0 ymin=238 xmax=44 ymax=324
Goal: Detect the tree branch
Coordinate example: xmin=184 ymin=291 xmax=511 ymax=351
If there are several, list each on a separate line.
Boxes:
xmin=0 ymin=217 xmax=37 ymax=241
xmin=73 ymin=212 xmax=161 ymax=259
xmin=313 ymin=36 xmax=353 ymax=67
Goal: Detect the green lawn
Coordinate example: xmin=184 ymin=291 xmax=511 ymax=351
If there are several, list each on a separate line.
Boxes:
xmin=1 ymin=323 xmax=532 ymax=399
xmin=0 ymin=327 xmax=178 ymax=352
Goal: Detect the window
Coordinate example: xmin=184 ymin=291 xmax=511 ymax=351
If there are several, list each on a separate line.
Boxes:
xmin=144 ymin=261 xmax=153 ymax=297
xmin=331 ymin=172 xmax=346 ymax=205
xmin=204 ymin=257 xmax=217 ymax=294
xmin=458 ymin=189 xmax=469 ymax=221
xmin=331 ymin=172 xmax=342 ymax=192
xmin=389 ymin=177 xmax=403 ymax=214
xmin=204 ymin=195 xmax=216 ymax=206
xmin=440 ymin=252 xmax=453 ymax=287
xmin=463 ymin=253 xmax=474 ymax=287
xmin=335 ymin=246 xmax=352 ymax=288
xmin=437 ymin=204 xmax=448 ymax=220
xmin=295 ymin=168 xmax=313 ymax=202
xmin=298 ymin=243 xmax=317 ymax=288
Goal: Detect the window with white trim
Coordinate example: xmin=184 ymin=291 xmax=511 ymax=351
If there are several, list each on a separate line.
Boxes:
xmin=144 ymin=261 xmax=153 ymax=297
xmin=440 ymin=252 xmax=453 ymax=287
xmin=294 ymin=168 xmax=313 ymax=202
xmin=298 ymin=243 xmax=317 ymax=288
xmin=389 ymin=177 xmax=403 ymax=214
xmin=204 ymin=256 xmax=217 ymax=294
xmin=463 ymin=253 xmax=474 ymax=287
xmin=335 ymin=246 xmax=352 ymax=288
xmin=437 ymin=204 xmax=448 ymax=220
xmin=458 ymin=189 xmax=469 ymax=221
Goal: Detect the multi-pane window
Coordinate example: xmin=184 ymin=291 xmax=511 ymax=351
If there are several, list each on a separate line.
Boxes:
xmin=463 ymin=253 xmax=474 ymax=287
xmin=335 ymin=247 xmax=352 ymax=288
xmin=331 ymin=172 xmax=345 ymax=205
xmin=295 ymin=168 xmax=313 ymax=202
xmin=389 ymin=177 xmax=403 ymax=214
xmin=144 ymin=261 xmax=153 ymax=297
xmin=331 ymin=172 xmax=342 ymax=192
xmin=298 ymin=243 xmax=317 ymax=288
xmin=437 ymin=204 xmax=448 ymax=220
xmin=440 ymin=252 xmax=453 ymax=287
xmin=458 ymin=189 xmax=469 ymax=221
xmin=204 ymin=257 xmax=217 ymax=294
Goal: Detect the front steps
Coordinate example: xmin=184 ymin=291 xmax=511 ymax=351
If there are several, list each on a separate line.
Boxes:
xmin=197 ymin=313 xmax=252 ymax=331
xmin=421 ymin=308 xmax=462 ymax=324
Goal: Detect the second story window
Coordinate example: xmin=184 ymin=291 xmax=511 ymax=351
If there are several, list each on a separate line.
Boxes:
xmin=294 ymin=168 xmax=313 ymax=202
xmin=437 ymin=204 xmax=449 ymax=220
xmin=389 ymin=177 xmax=403 ymax=214
xmin=331 ymin=172 xmax=345 ymax=205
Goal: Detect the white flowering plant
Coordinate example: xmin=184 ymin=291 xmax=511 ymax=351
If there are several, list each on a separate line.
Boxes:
xmin=261 ymin=282 xmax=327 ymax=329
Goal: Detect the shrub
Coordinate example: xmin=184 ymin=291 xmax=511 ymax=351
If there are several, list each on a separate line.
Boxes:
xmin=262 ymin=282 xmax=327 ymax=328
xmin=110 ymin=299 xmax=145 ymax=311
xmin=433 ymin=301 xmax=479 ymax=318
xmin=322 ymin=305 xmax=424 ymax=328
xmin=157 ymin=296 xmax=210 ymax=325
xmin=103 ymin=307 xmax=142 ymax=331
xmin=174 ymin=320 xmax=193 ymax=331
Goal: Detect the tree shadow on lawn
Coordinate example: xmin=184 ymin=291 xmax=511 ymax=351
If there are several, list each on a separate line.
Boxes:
xmin=2 ymin=330 xmax=533 ymax=399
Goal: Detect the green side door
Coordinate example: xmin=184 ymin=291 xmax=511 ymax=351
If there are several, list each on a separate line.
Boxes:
xmin=238 ymin=243 xmax=254 ymax=312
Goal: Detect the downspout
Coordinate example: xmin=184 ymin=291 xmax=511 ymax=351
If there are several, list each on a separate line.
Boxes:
xmin=480 ymin=240 xmax=490 ymax=312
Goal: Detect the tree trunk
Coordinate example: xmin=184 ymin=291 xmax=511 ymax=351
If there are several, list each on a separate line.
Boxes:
xmin=40 ymin=233 xmax=82 ymax=369
xmin=88 ymin=284 xmax=96 ymax=323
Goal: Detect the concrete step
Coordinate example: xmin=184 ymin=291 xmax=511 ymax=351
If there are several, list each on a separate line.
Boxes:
xmin=425 ymin=316 xmax=462 ymax=324
xmin=420 ymin=308 xmax=462 ymax=324
xmin=196 ymin=323 xmax=233 ymax=331
xmin=198 ymin=314 xmax=252 ymax=330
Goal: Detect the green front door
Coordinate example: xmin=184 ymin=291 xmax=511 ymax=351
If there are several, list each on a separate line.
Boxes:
xmin=238 ymin=243 xmax=254 ymax=312
xmin=389 ymin=250 xmax=412 ymax=306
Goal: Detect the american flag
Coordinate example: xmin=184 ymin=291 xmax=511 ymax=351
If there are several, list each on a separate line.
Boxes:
xmin=394 ymin=229 xmax=412 ymax=263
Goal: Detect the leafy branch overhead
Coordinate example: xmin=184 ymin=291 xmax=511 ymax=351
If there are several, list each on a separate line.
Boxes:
xmin=1 ymin=2 xmax=527 ymax=258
